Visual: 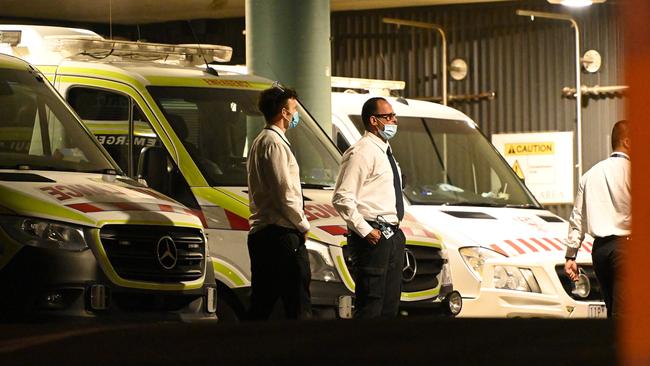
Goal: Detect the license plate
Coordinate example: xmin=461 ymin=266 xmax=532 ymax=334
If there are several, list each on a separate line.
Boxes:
xmin=588 ymin=304 xmax=607 ymax=318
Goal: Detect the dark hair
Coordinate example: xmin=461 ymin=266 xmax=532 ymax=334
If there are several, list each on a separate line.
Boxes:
xmin=257 ymin=86 xmax=298 ymax=122
xmin=361 ymin=97 xmax=387 ymax=131
xmin=611 ymin=120 xmax=630 ymax=149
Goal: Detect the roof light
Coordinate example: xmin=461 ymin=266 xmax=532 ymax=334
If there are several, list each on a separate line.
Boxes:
xmin=0 ymin=30 xmax=21 ymax=46
xmin=331 ymin=76 xmax=405 ymax=96
xmin=45 ymin=37 xmax=232 ymax=64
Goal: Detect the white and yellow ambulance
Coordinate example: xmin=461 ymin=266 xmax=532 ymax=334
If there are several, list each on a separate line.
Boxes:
xmin=0 ymin=25 xmax=460 ymax=320
xmin=0 ymin=51 xmax=216 ymax=321
xmin=328 ymin=77 xmax=606 ymax=318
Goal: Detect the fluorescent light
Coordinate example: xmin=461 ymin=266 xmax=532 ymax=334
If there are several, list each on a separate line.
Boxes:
xmin=561 ymin=0 xmax=593 ymax=7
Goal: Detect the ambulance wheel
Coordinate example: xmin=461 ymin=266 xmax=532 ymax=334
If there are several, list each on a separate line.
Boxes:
xmin=216 ymin=292 xmax=242 ymax=323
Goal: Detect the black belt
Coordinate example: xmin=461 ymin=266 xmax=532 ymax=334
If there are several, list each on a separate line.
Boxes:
xmin=366 ymin=220 xmax=400 ymax=231
xmin=595 ymin=235 xmax=630 ymax=241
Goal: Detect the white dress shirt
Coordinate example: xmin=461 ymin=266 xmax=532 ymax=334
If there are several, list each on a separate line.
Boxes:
xmin=332 ymin=132 xmax=402 ymax=237
xmin=566 ymin=152 xmax=631 ymax=258
xmin=247 ymin=125 xmax=310 ymax=234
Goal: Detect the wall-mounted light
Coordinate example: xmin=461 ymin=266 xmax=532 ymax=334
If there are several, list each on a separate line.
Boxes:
xmin=547 ymin=0 xmax=606 ymax=8
xmin=450 ymin=58 xmax=468 ymax=81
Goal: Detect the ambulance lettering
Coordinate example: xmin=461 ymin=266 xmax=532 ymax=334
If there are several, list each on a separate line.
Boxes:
xmin=39 ymin=184 xmax=124 ymax=201
xmin=304 ymin=203 xmax=339 ymax=221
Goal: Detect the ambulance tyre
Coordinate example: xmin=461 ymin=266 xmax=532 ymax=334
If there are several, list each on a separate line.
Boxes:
xmin=216 ymin=285 xmax=243 ymax=323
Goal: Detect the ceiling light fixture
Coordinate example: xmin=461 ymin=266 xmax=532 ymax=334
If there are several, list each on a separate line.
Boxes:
xmin=547 ymin=0 xmax=606 ymax=7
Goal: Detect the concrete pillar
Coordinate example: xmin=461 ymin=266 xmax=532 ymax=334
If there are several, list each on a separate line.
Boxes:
xmin=245 ymin=0 xmax=332 ymax=132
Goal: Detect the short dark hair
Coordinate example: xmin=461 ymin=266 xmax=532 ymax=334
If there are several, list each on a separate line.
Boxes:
xmin=611 ymin=120 xmax=630 ymax=149
xmin=361 ymin=97 xmax=388 ymax=131
xmin=257 ymin=86 xmax=298 ymax=122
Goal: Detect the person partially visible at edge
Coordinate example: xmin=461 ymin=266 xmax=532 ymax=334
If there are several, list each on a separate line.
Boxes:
xmin=246 ymin=86 xmax=311 ymax=320
xmin=565 ymin=120 xmax=631 ymax=318
xmin=332 ymin=97 xmax=406 ymax=319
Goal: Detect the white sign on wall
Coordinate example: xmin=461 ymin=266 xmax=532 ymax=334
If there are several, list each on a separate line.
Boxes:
xmin=492 ymin=131 xmax=574 ymax=204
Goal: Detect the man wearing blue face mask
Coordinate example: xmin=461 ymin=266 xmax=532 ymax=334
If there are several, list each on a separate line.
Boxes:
xmin=332 ymin=97 xmax=405 ymax=318
xmin=247 ymin=86 xmax=311 ymax=320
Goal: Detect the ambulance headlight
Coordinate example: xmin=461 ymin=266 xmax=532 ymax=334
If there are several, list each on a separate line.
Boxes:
xmin=493 ymin=266 xmax=541 ymax=293
xmin=306 ymin=240 xmax=341 ymax=283
xmin=0 ymin=217 xmax=89 ymax=251
xmin=459 ymin=246 xmax=505 ymax=280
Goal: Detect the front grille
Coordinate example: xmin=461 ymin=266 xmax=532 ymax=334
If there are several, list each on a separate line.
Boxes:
xmin=100 ymin=225 xmax=205 ymax=282
xmin=343 ymin=244 xmax=443 ymax=293
xmin=555 ymin=264 xmax=604 ymax=302
xmin=402 ymin=245 xmax=443 ymax=292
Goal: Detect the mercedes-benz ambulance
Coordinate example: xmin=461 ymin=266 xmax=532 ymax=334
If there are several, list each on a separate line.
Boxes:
xmin=329 ymin=77 xmax=606 ymax=318
xmin=0 ymin=25 xmax=460 ymax=320
xmin=0 ymin=51 xmax=216 ymax=321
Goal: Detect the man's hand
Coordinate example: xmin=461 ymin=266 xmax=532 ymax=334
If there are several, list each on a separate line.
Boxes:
xmin=365 ymin=229 xmax=381 ymax=245
xmin=565 ymin=259 xmax=579 ymax=281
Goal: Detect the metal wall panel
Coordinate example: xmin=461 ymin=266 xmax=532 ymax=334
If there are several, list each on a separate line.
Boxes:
xmin=331 ymin=0 xmax=624 ymax=218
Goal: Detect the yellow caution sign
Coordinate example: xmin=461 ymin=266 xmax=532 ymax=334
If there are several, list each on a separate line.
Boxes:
xmin=512 ymin=160 xmax=525 ymax=179
xmin=505 ymin=142 xmax=554 ymax=156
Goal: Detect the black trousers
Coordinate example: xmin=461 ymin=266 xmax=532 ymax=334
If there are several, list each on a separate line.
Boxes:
xmin=247 ymin=225 xmax=312 ymax=320
xmin=592 ymin=235 xmax=625 ymax=318
xmin=347 ymin=227 xmax=405 ymax=319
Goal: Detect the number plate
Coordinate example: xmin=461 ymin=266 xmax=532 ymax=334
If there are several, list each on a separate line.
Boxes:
xmin=588 ymin=304 xmax=607 ymax=318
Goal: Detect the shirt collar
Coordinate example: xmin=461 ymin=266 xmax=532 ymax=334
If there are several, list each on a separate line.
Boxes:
xmin=364 ymin=131 xmax=389 ymax=153
xmin=266 ymin=124 xmax=290 ymax=145
xmin=610 ymin=151 xmax=630 ymax=160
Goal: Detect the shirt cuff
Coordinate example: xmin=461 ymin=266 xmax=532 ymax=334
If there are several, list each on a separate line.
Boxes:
xmin=296 ymin=218 xmax=310 ymax=234
xmin=565 ymin=247 xmax=579 ymax=260
xmin=355 ymin=221 xmax=374 ymax=238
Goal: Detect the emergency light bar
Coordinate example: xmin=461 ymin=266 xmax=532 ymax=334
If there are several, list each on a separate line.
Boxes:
xmin=46 ymin=36 xmax=232 ymax=64
xmin=331 ymin=76 xmax=405 ymax=96
xmin=0 ymin=31 xmax=21 ymax=46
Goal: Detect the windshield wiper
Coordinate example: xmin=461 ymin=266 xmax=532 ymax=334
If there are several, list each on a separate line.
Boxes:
xmin=301 ymin=183 xmax=335 ymax=190
xmin=85 ymin=168 xmax=120 ymax=175
xmin=14 ymin=164 xmax=81 ymax=173
xmin=505 ymin=203 xmax=542 ymax=209
xmin=441 ymin=201 xmax=504 ymax=207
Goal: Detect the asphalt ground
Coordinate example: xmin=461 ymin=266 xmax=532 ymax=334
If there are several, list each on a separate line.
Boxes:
xmin=0 ymin=318 xmax=614 ymax=366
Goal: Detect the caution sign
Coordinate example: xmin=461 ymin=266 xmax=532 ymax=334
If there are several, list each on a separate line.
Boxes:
xmin=505 ymin=142 xmax=554 ymax=156
xmin=512 ymin=160 xmax=525 ymax=180
xmin=492 ymin=132 xmax=573 ymax=204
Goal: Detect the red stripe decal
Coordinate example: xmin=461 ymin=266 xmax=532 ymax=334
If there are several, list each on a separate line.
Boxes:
xmin=582 ymin=242 xmax=592 ymax=253
xmin=66 ymin=203 xmax=103 ymax=213
xmin=224 ymin=210 xmax=250 ymax=231
xmin=517 ymin=239 xmax=539 ymax=252
xmin=529 ymin=238 xmax=551 ymax=251
xmin=159 ymin=204 xmax=174 ymax=212
xmin=504 ymin=240 xmax=526 ymax=255
xmin=543 ymin=238 xmax=564 ymax=251
xmin=113 ymin=202 xmax=144 ymax=211
xmin=318 ymin=225 xmax=348 ymax=236
xmin=490 ymin=244 xmax=509 ymax=257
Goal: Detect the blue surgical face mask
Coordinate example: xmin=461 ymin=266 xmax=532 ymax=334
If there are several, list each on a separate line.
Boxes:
xmin=379 ymin=123 xmax=397 ymax=140
xmin=288 ymin=111 xmax=300 ymax=129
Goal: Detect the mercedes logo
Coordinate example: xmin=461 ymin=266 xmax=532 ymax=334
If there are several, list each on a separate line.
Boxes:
xmin=402 ymin=248 xmax=417 ymax=282
xmin=156 ymin=236 xmax=178 ymax=270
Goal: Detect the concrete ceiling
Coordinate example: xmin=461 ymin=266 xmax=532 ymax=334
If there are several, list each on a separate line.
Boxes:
xmin=1 ymin=0 xmax=511 ymax=24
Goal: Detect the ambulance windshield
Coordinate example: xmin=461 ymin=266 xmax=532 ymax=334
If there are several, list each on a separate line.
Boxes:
xmin=0 ymin=68 xmax=117 ymax=173
xmin=349 ymin=115 xmax=540 ymax=207
xmin=148 ymin=86 xmax=341 ymax=188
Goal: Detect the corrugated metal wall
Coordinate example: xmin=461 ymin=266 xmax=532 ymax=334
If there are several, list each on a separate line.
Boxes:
xmin=331 ymin=0 xmax=625 ymax=218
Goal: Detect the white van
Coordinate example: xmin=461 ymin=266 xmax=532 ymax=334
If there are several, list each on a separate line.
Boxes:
xmin=330 ymin=78 xmax=606 ymax=318
xmin=0 ymin=52 xmax=216 ymax=321
xmin=0 ymin=25 xmax=460 ymax=320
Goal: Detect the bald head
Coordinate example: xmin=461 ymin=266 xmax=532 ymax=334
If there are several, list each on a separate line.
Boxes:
xmin=611 ymin=120 xmax=630 ymax=151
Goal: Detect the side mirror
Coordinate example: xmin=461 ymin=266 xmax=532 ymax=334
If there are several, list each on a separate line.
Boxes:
xmin=137 ymin=146 xmax=171 ymax=194
xmin=336 ymin=132 xmax=350 ymax=153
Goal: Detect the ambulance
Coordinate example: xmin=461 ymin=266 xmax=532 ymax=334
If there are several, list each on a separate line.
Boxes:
xmin=0 ymin=51 xmax=216 ymax=320
xmin=0 ymin=25 xmax=460 ymax=320
xmin=328 ymin=77 xmax=606 ymax=318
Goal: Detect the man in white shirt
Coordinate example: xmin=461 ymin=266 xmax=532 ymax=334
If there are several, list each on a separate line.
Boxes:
xmin=565 ymin=120 xmax=631 ymax=318
xmin=332 ymin=97 xmax=405 ymax=318
xmin=247 ymin=86 xmax=311 ymax=320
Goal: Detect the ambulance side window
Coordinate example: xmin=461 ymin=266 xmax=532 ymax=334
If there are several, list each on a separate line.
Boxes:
xmin=67 ymin=87 xmax=160 ymax=176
